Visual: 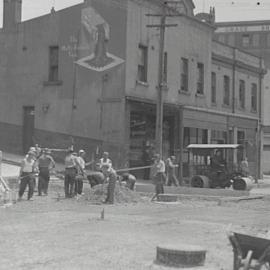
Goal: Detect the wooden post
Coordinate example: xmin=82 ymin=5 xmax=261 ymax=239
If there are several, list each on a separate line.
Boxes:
xmin=178 ymin=106 xmax=184 ymax=185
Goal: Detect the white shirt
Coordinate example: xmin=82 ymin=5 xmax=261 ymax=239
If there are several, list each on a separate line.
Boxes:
xmin=77 ymin=156 xmax=85 ymax=170
xmin=99 ymin=158 xmax=112 ymax=169
xmin=153 ymin=159 xmax=166 ymax=173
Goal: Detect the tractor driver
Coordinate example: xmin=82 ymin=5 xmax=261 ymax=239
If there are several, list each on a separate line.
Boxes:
xmin=211 ymin=149 xmax=226 ymax=171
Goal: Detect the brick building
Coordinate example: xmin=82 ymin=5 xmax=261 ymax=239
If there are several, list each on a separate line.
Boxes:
xmin=214 ymin=20 xmax=270 ymax=173
xmin=0 ymin=0 xmax=265 ymax=178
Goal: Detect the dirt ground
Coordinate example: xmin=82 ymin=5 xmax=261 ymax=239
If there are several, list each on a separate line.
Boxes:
xmin=1 ymin=181 xmax=270 ymax=270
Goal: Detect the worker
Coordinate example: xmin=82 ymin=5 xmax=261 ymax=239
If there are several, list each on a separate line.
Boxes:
xmin=64 ymin=149 xmax=78 ymax=198
xmin=121 ymin=173 xmax=136 ymax=190
xmin=101 ymin=164 xmax=117 ymax=204
xmin=36 ymin=148 xmax=55 ymax=196
xmin=240 ymin=156 xmax=249 ymax=177
xmin=166 ymin=155 xmax=179 ymax=186
xmin=210 ymin=149 xmax=225 ymax=171
xmin=151 ymin=154 xmax=166 ymax=201
xmin=98 ymin=152 xmax=112 ymax=170
xmin=18 ymin=150 xmax=37 ymax=201
xmin=74 ymin=149 xmax=87 ymax=196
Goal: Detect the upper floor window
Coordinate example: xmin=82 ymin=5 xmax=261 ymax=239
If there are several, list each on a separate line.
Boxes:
xmin=197 ymin=63 xmax=204 ymax=94
xmin=49 ymin=46 xmax=59 ymax=82
xmin=239 ymin=80 xmax=245 ymax=109
xmin=223 ymin=75 xmax=230 ymax=106
xmin=252 ymin=33 xmax=260 ymax=47
xmin=163 ymin=52 xmax=168 ymax=83
xmin=137 ymin=44 xmax=148 ymax=83
xmin=267 ymin=33 xmax=270 ymax=47
xmin=218 ymin=35 xmax=225 ymax=43
xmin=228 ymin=34 xmax=235 ymax=46
xmin=180 ymin=57 xmax=188 ymax=91
xmin=242 ymin=34 xmax=250 ymax=47
xmin=251 ymin=83 xmax=258 ymax=112
xmin=211 ymin=72 xmax=216 ymax=104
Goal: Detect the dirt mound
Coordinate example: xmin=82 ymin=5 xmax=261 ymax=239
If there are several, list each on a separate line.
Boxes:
xmin=87 ymin=183 xmax=141 ymax=204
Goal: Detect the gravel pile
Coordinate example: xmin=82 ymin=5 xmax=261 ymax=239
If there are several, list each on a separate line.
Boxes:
xmin=87 ymin=183 xmax=141 ymax=204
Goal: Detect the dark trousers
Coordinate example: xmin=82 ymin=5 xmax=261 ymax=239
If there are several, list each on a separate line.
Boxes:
xmin=65 ymin=168 xmax=76 ymax=198
xmin=38 ymin=168 xmax=50 ymax=195
xmin=74 ymin=175 xmax=84 ymax=195
xmin=18 ymin=172 xmax=35 ymax=200
xmin=167 ymin=174 xmax=178 ymax=186
xmin=154 ymin=172 xmax=166 ymax=195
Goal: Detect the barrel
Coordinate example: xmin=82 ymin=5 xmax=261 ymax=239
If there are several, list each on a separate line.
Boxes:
xmin=232 ymin=177 xmax=253 ymax=191
xmin=190 ymin=175 xmax=210 ymax=188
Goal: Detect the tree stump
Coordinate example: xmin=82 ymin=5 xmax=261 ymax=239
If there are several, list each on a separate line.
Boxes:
xmin=156 ymin=244 xmax=206 ymax=267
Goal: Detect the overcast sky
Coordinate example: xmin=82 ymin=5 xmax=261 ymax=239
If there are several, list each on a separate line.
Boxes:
xmin=0 ymin=0 xmax=270 ymax=24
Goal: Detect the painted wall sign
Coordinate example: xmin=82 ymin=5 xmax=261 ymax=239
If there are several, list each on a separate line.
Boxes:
xmin=216 ymin=24 xmax=270 ymax=33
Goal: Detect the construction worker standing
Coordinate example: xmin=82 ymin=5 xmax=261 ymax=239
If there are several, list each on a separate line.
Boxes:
xmin=18 ymin=150 xmax=37 ymax=201
xmin=64 ymin=149 xmax=78 ymax=198
xmin=166 ymin=156 xmax=179 ymax=186
xmin=151 ymin=154 xmax=166 ymax=201
xmin=36 ymin=148 xmax=55 ymax=196
xmin=101 ymin=164 xmax=117 ymax=204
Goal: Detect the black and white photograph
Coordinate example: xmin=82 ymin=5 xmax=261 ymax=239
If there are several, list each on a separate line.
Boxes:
xmin=0 ymin=0 xmax=270 ymax=269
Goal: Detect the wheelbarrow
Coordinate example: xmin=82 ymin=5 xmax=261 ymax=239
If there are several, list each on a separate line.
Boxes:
xmin=228 ymin=231 xmax=270 ymax=269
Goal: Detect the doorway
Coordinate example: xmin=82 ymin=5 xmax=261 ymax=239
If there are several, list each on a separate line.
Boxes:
xmin=23 ymin=106 xmax=35 ymax=154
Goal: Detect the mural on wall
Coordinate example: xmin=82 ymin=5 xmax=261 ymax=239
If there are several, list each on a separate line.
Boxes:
xmin=76 ymin=6 xmax=124 ymax=72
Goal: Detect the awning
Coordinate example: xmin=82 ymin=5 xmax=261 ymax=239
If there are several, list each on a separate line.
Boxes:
xmin=187 ymin=144 xmax=241 ymax=149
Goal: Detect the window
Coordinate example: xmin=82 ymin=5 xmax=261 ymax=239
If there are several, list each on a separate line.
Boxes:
xmin=180 ymin=58 xmax=188 ymax=91
xmin=49 ymin=46 xmax=59 ymax=82
xmin=137 ymin=44 xmax=148 ymax=83
xmin=242 ymin=34 xmax=250 ymax=47
xmin=228 ymin=34 xmax=235 ymax=46
xmin=211 ymin=72 xmax=216 ymax=104
xmin=252 ymin=33 xmax=260 ymax=47
xmin=223 ymin=75 xmax=230 ymax=106
xmin=251 ymin=83 xmax=257 ymax=111
xmin=267 ymin=33 xmax=270 ymax=47
xmin=218 ymin=35 xmax=225 ymax=43
xmin=239 ymin=80 xmax=245 ymax=109
xmin=163 ymin=52 xmax=167 ymax=83
xmin=197 ymin=63 xmax=204 ymax=94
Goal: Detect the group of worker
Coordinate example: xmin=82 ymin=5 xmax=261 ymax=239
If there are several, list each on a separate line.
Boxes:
xmin=17 ymin=146 xmax=136 ymax=204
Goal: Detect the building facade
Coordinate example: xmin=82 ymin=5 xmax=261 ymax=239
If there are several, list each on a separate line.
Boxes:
xmin=0 ymin=0 xmax=265 ymax=178
xmin=214 ymin=20 xmax=270 ymax=173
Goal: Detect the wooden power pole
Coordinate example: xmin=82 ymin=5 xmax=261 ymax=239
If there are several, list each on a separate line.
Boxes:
xmin=146 ymin=1 xmax=179 ymax=156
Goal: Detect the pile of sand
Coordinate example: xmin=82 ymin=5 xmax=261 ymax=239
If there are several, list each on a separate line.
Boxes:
xmin=87 ymin=183 xmax=141 ymax=204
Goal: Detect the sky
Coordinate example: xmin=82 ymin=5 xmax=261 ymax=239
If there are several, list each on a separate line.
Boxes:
xmin=0 ymin=0 xmax=270 ymax=24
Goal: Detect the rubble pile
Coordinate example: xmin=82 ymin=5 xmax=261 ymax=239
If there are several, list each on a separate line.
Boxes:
xmin=87 ymin=183 xmax=141 ymax=203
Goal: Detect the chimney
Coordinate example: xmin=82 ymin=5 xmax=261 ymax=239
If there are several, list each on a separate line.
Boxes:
xmin=3 ymin=0 xmax=22 ymax=30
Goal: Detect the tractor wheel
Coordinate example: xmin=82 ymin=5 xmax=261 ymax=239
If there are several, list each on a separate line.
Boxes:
xmin=190 ymin=175 xmax=210 ymax=188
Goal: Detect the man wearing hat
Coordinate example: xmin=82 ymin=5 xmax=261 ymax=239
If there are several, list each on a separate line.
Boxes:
xmin=36 ymin=148 xmax=55 ymax=196
xmin=18 ymin=150 xmax=37 ymax=201
xmin=101 ymin=164 xmax=117 ymax=204
xmin=74 ymin=149 xmax=87 ymax=196
xmin=64 ymin=149 xmax=78 ymax=198
xmin=151 ymin=154 xmax=166 ymax=201
xmin=166 ymin=155 xmax=179 ymax=186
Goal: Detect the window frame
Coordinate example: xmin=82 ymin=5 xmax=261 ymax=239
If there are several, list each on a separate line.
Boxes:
xmin=223 ymin=75 xmax=230 ymax=106
xmin=251 ymin=83 xmax=258 ymax=112
xmin=137 ymin=44 xmax=148 ymax=83
xmin=196 ymin=62 xmax=204 ymax=95
xmin=239 ymin=80 xmax=246 ymax=109
xmin=180 ymin=57 xmax=189 ymax=92
xmin=48 ymin=46 xmax=59 ymax=82
xmin=211 ymin=72 xmax=216 ymax=104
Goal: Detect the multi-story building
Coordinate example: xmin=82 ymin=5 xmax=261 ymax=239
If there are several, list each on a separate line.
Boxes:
xmin=214 ymin=20 xmax=270 ymax=173
xmin=0 ymin=0 xmax=265 ymax=178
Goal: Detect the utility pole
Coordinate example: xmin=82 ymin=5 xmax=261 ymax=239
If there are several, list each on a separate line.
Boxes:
xmin=146 ymin=1 xmax=179 ymax=156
